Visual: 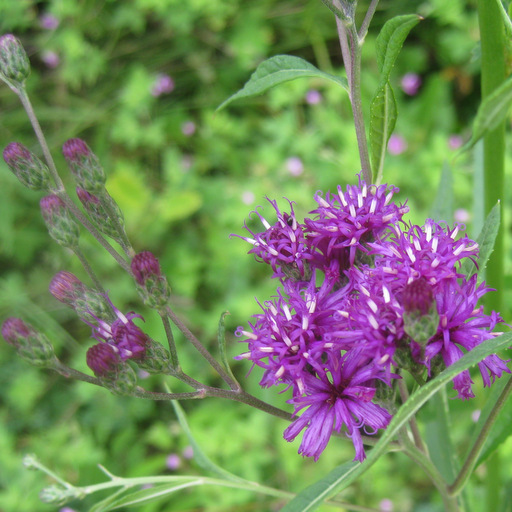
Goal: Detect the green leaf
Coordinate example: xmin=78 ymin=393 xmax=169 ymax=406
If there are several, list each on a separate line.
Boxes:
xmin=461 ymin=202 xmax=500 ymax=279
xmin=375 ymin=15 xmax=422 ymax=77
xmin=370 ymin=81 xmax=397 ymax=184
xmin=459 ymin=75 xmax=512 ymax=153
xmin=217 ymin=55 xmax=348 ymax=111
xmin=168 ymin=390 xmax=245 ymax=483
xmin=430 ymin=162 xmax=454 ymax=222
xmin=370 ymin=14 xmax=420 ymax=182
xmin=279 ymin=332 xmax=512 ymax=512
xmin=217 ymin=310 xmax=239 ymax=386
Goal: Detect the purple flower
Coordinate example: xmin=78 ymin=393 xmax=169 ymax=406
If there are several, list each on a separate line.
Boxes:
xmin=305 ymin=176 xmax=408 ymax=269
xmin=387 ymin=134 xmax=407 ymax=155
xmin=40 ymin=14 xmax=59 ymax=30
xmin=131 ymin=251 xmax=162 ymax=286
xmin=181 ymin=120 xmax=196 ymax=136
xmin=286 ymin=156 xmax=304 ymax=176
xmin=84 ymin=296 xmax=148 ymax=361
xmin=86 ymin=342 xmax=120 ymax=377
xmin=283 ymin=352 xmax=392 ymax=461
xmin=233 ymin=198 xmax=311 ymax=279
xmin=305 ymin=89 xmax=322 ymax=105
xmin=421 ymin=275 xmax=509 ymax=399
xmin=400 ymin=73 xmax=421 ymax=96
xmin=165 ymin=453 xmax=182 ymax=470
xmin=49 ymin=271 xmax=87 ymax=306
xmin=41 ymin=50 xmax=59 ymax=69
xmin=151 ymin=73 xmax=174 ymax=96
xmin=449 ymin=135 xmax=463 ymax=150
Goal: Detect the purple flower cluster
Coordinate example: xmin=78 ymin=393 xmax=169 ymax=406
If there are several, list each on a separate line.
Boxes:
xmin=235 ymin=176 xmax=508 ymax=462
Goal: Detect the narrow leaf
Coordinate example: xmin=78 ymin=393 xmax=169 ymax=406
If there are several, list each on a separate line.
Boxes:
xmin=217 ymin=55 xmax=348 ymax=111
xmin=369 ymin=81 xmax=397 ymax=184
xmin=280 ymin=332 xmax=512 ymax=512
xmin=168 ymin=390 xmax=245 ymax=483
xmin=217 ymin=310 xmax=239 ymax=386
xmin=376 ymin=15 xmax=421 ymax=77
xmin=459 ymin=75 xmax=512 ymax=153
xmin=430 ymin=162 xmax=454 ymax=222
xmin=461 ymin=202 xmax=500 ymax=279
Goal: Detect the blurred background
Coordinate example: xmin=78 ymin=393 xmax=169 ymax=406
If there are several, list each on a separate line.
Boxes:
xmin=0 ymin=0 xmax=511 ymax=511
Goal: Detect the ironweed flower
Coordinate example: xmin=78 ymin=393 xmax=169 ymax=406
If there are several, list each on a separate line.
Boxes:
xmin=86 ymin=342 xmax=120 ymax=377
xmin=233 ymin=198 xmax=311 ymax=280
xmin=283 ymin=352 xmax=392 ymax=462
xmin=3 ymin=142 xmax=51 ymax=190
xmin=305 ymin=176 xmax=408 ymax=270
xmin=131 ymin=251 xmax=171 ymax=308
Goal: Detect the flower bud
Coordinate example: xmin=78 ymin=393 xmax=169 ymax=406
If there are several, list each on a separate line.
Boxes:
xmin=136 ymin=339 xmax=173 ymax=374
xmin=0 ymin=34 xmax=30 ymax=87
xmin=40 ymin=194 xmax=80 ymax=248
xmin=3 ymin=142 xmax=51 ymax=190
xmin=49 ymin=270 xmax=87 ymax=306
xmin=76 ymin=186 xmax=126 ymax=241
xmin=1 ymin=317 xmax=56 ymax=367
xmin=62 ymin=138 xmax=105 ymax=193
xmin=402 ymin=278 xmax=439 ymax=346
xmin=86 ymin=342 xmax=121 ymax=377
xmin=131 ymin=251 xmax=171 ymax=308
xmin=39 ymin=485 xmax=81 ymax=506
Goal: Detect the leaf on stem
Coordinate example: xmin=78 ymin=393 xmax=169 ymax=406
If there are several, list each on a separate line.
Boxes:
xmin=369 ymin=14 xmax=421 ymax=183
xmin=217 ymin=55 xmax=348 ymax=111
xmin=461 ymin=202 xmax=500 ymax=280
xmin=459 ymin=75 xmax=512 ymax=154
xmin=279 ymin=332 xmax=512 ymax=512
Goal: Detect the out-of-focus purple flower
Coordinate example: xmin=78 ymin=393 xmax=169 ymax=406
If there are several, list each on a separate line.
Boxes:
xmin=241 ymin=190 xmax=255 ymax=205
xmin=472 ymin=409 xmax=481 ymax=423
xmin=181 ymin=155 xmax=193 ymax=171
xmin=400 ymin=73 xmax=422 ymax=96
xmin=283 ymin=352 xmax=392 ymax=461
xmin=305 ymin=89 xmax=322 ymax=105
xmin=151 ymin=73 xmax=174 ymax=96
xmin=41 ymin=50 xmax=59 ymax=69
xmin=233 ymin=198 xmax=311 ymax=279
xmin=181 ymin=120 xmax=196 ymax=136
xmin=449 ymin=135 xmax=463 ymax=150
xmin=40 ymin=14 xmax=59 ymax=30
xmin=166 ymin=454 xmax=181 ymax=470
xmin=379 ymin=499 xmax=394 ymax=512
xmin=182 ymin=445 xmax=194 ymax=459
xmin=388 ymin=134 xmax=407 ymax=155
xmin=454 ymin=208 xmax=470 ymax=223
xmin=286 ymin=156 xmax=304 ymax=176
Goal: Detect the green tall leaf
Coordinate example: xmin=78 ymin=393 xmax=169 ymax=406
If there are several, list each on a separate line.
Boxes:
xmin=430 ymin=162 xmax=454 ymax=222
xmin=459 ymin=75 xmax=512 ymax=153
xmin=217 ymin=55 xmax=348 ymax=111
xmin=280 ymin=332 xmax=512 ymax=512
xmin=370 ymin=15 xmax=420 ymax=183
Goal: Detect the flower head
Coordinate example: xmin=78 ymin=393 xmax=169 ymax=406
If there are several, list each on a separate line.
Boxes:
xmin=40 ymin=194 xmax=80 ymax=248
xmin=86 ymin=342 xmax=120 ymax=377
xmin=62 ymin=138 xmax=105 ymax=193
xmin=0 ymin=34 xmax=30 ymax=87
xmin=3 ymin=142 xmax=51 ymax=190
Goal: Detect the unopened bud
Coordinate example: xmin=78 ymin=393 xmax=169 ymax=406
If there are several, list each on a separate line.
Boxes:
xmin=39 ymin=485 xmax=82 ymax=505
xmin=22 ymin=453 xmax=40 ymax=470
xmin=402 ymin=278 xmax=439 ymax=346
xmin=62 ymin=138 xmax=105 ymax=193
xmin=3 ymin=142 xmax=51 ymax=190
xmin=131 ymin=251 xmax=171 ymax=308
xmin=86 ymin=342 xmax=121 ymax=377
xmin=40 ymin=194 xmax=80 ymax=248
xmin=49 ymin=271 xmax=113 ymax=322
xmin=76 ymin=187 xmax=126 ymax=241
xmin=137 ymin=339 xmax=173 ymax=374
xmin=0 ymin=34 xmax=30 ymax=87
xmin=1 ymin=317 xmax=56 ymax=366
xmin=103 ymin=362 xmax=138 ymax=395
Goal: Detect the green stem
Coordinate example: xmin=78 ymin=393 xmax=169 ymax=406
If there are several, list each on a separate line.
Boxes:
xmin=159 ymin=312 xmax=180 ymax=370
xmin=73 ymin=246 xmax=105 ymax=293
xmin=358 ymin=0 xmax=380 ymax=42
xmin=398 ymin=379 xmax=426 ymax=454
xmin=477 ymin=0 xmax=506 ymax=314
xmin=448 ymin=375 xmax=512 ymax=496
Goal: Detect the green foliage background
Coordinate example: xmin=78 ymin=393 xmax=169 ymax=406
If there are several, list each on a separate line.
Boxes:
xmin=0 ymin=1 xmax=511 ymax=511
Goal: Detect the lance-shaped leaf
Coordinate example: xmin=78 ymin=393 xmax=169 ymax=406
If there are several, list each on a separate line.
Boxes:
xmin=280 ymin=332 xmax=512 ymax=512
xmin=461 ymin=202 xmax=500 ymax=279
xmin=459 ymin=75 xmax=512 ymax=154
xmin=370 ymin=14 xmax=421 ymax=183
xmin=217 ymin=55 xmax=348 ymax=111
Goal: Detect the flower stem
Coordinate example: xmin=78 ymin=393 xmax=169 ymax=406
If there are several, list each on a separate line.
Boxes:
xmin=476 ymin=0 xmax=506 ymax=315
xmin=159 ymin=312 xmax=180 ymax=369
xmin=398 ymin=379 xmax=426 ymax=454
xmin=448 ymin=374 xmax=512 ymax=497
xmin=73 ymin=246 xmax=105 ymax=293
